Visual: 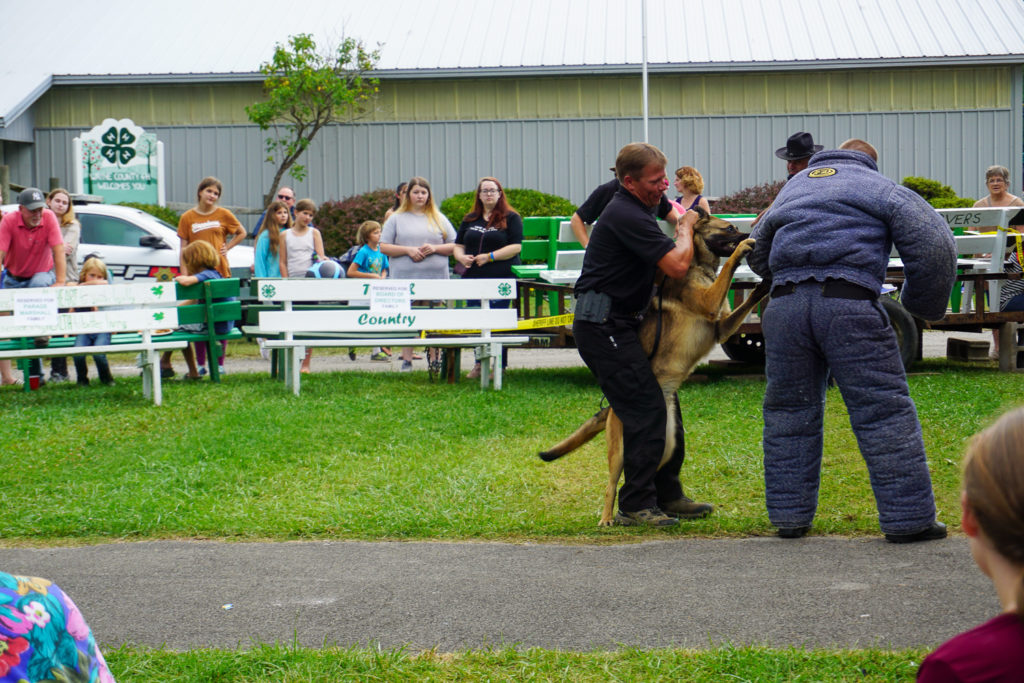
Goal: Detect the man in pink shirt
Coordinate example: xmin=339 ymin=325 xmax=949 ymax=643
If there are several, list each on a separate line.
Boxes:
xmin=0 ymin=187 xmax=66 ymax=288
xmin=0 ymin=187 xmax=66 ymax=384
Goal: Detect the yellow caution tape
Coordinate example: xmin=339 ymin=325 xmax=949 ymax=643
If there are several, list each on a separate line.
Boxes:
xmin=427 ymin=313 xmax=575 ymax=335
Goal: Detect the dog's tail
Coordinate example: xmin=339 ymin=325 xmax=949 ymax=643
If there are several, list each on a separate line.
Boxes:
xmin=538 ymin=406 xmax=611 ymax=462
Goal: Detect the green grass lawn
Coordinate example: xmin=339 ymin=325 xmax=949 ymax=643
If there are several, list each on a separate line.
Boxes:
xmin=2 ymin=358 xmax=1012 ymax=681
xmin=104 ymin=644 xmax=931 ymax=682
xmin=2 ymin=359 xmax=1015 ymax=544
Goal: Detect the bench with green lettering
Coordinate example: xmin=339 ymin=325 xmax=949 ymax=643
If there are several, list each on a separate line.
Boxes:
xmin=0 ymin=278 xmax=242 ymax=402
xmin=244 ymin=278 xmax=528 ymax=394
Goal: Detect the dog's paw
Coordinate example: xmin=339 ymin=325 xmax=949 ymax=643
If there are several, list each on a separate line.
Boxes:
xmin=735 ymin=238 xmax=755 ymax=257
xmin=598 ymin=518 xmax=615 ymax=527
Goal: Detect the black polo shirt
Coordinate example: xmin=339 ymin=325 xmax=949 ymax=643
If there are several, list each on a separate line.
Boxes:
xmin=576 ymin=178 xmax=673 ymax=224
xmin=574 ymin=186 xmax=676 ymax=315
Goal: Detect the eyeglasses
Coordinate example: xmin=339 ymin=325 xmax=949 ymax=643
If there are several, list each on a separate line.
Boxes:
xmin=479 ymin=189 xmax=500 ymax=195
xmin=277 ymin=194 xmax=294 ymax=200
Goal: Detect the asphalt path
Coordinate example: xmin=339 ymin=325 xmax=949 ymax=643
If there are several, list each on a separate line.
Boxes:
xmin=0 ymin=537 xmax=992 ymax=652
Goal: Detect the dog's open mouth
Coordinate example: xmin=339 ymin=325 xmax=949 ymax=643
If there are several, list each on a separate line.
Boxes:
xmin=705 ymin=230 xmax=750 ymax=257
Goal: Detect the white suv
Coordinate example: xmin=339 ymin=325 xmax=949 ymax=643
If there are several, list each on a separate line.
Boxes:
xmin=1 ymin=202 xmax=254 ymax=284
xmin=74 ymin=203 xmax=254 ymax=283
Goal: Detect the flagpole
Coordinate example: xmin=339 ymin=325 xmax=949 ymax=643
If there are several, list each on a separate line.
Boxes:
xmin=642 ymin=0 xmax=649 ymax=142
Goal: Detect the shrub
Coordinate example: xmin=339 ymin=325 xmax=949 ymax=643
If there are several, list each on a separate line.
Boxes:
xmin=314 ymin=188 xmax=394 ymax=256
xmin=117 ymin=202 xmax=181 ymax=227
xmin=901 ymin=176 xmax=974 ymax=208
xmin=929 ymin=196 xmax=976 ymax=209
xmin=711 ymin=180 xmax=785 ymax=214
xmin=439 ymin=188 xmax=576 ymax=228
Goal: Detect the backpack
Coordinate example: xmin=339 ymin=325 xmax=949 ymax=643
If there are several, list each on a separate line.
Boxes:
xmin=337 ymin=245 xmax=360 ymax=274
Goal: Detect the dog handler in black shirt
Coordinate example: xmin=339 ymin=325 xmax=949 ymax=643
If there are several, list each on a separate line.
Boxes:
xmin=573 ymin=142 xmax=712 ymax=527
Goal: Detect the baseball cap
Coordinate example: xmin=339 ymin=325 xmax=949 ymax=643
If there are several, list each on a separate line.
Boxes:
xmin=18 ymin=187 xmax=46 ymax=211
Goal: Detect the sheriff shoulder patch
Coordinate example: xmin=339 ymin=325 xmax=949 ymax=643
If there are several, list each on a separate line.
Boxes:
xmin=808 ymin=168 xmax=837 ymax=178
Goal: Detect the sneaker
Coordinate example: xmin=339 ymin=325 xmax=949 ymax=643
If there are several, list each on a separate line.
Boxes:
xmin=348 ymin=349 xmax=357 ymax=361
xmin=49 ymin=373 xmax=70 ymax=384
xmin=884 ymin=521 xmax=947 ymax=544
xmin=198 ymin=367 xmax=208 ymax=377
xmin=613 ymin=507 xmax=678 ymax=528
xmin=661 ymin=496 xmax=714 ymax=519
xmin=217 ymin=365 xmax=227 ymax=376
xmin=400 ymin=360 xmax=413 ymax=372
xmin=371 ymin=352 xmax=390 ymax=362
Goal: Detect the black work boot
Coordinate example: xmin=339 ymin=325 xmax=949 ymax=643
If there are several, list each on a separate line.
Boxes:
xmin=661 ymin=495 xmax=714 ymax=519
xmin=884 ymin=521 xmax=947 ymax=544
xmin=614 ymin=508 xmax=678 ymax=527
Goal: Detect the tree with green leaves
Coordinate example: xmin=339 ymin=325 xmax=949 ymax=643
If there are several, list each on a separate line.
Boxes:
xmin=247 ymin=33 xmax=380 ymax=207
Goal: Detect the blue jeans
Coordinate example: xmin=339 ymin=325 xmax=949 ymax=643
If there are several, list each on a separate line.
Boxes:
xmin=1 ymin=270 xmax=56 ymax=289
xmin=73 ymin=333 xmax=113 ymax=383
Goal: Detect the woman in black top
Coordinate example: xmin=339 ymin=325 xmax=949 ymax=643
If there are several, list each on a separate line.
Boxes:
xmin=453 ymin=176 xmax=523 ymax=377
xmin=453 ymin=177 xmax=522 ymax=279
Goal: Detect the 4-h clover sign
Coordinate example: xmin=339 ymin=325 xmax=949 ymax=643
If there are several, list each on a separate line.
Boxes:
xmin=73 ymin=117 xmax=165 ymax=206
xmin=100 ymin=126 xmax=137 ymax=165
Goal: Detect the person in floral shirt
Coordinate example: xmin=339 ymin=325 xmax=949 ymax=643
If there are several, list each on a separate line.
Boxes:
xmin=0 ymin=571 xmax=115 ymax=682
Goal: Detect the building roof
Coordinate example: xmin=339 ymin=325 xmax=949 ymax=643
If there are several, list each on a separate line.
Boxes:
xmin=3 ymin=0 xmax=1024 ymax=129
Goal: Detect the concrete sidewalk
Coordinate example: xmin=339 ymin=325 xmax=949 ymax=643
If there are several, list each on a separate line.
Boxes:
xmin=0 ymin=537 xmax=991 ymax=652
xmin=105 ymin=329 xmax=1000 ymax=378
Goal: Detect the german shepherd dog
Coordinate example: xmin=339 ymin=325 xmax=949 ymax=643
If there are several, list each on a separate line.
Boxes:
xmin=539 ymin=209 xmax=770 ymax=526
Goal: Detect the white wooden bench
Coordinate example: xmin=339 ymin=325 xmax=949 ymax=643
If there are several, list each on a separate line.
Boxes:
xmin=0 ymin=283 xmax=187 ymax=405
xmin=246 ymin=278 xmax=530 ymax=394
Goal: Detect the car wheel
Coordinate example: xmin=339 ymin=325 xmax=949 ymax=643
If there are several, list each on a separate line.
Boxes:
xmin=880 ymin=295 xmax=918 ymax=370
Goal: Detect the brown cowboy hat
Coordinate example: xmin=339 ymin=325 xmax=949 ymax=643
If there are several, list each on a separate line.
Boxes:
xmin=775 ymin=132 xmax=823 ymax=161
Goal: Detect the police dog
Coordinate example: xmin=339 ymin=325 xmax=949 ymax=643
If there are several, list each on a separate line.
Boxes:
xmin=539 ymin=209 xmax=770 ymax=526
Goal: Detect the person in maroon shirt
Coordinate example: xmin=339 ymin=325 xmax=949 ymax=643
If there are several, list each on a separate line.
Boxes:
xmin=917 ymin=407 xmax=1024 ymax=681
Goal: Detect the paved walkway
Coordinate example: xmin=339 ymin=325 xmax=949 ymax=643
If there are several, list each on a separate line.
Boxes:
xmin=105 ymin=329 xmax=999 ymax=378
xmin=0 ymin=537 xmax=990 ymax=651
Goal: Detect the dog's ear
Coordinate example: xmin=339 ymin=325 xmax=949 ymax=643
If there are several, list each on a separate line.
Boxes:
xmin=691 ymin=206 xmax=708 ymax=220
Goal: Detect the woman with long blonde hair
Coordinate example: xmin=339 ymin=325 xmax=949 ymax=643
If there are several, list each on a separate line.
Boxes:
xmin=380 ymin=176 xmax=457 ymax=373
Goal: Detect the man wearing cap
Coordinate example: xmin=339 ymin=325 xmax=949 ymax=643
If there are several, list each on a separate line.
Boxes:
xmin=749 ymin=138 xmax=956 ymax=544
xmin=0 ymin=187 xmax=66 ymax=384
xmin=0 ymin=188 xmax=66 ymax=288
xmin=570 ymin=170 xmax=681 ymax=247
xmin=775 ymin=132 xmax=823 ymax=180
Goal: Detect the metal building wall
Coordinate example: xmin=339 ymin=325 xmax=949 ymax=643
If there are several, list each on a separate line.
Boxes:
xmin=31 ymin=104 xmax=1018 ymax=216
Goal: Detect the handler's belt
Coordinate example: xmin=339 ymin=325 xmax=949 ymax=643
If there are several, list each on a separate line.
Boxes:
xmin=772 ymin=279 xmax=876 ymax=301
xmin=574 ymin=290 xmax=644 ymax=323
